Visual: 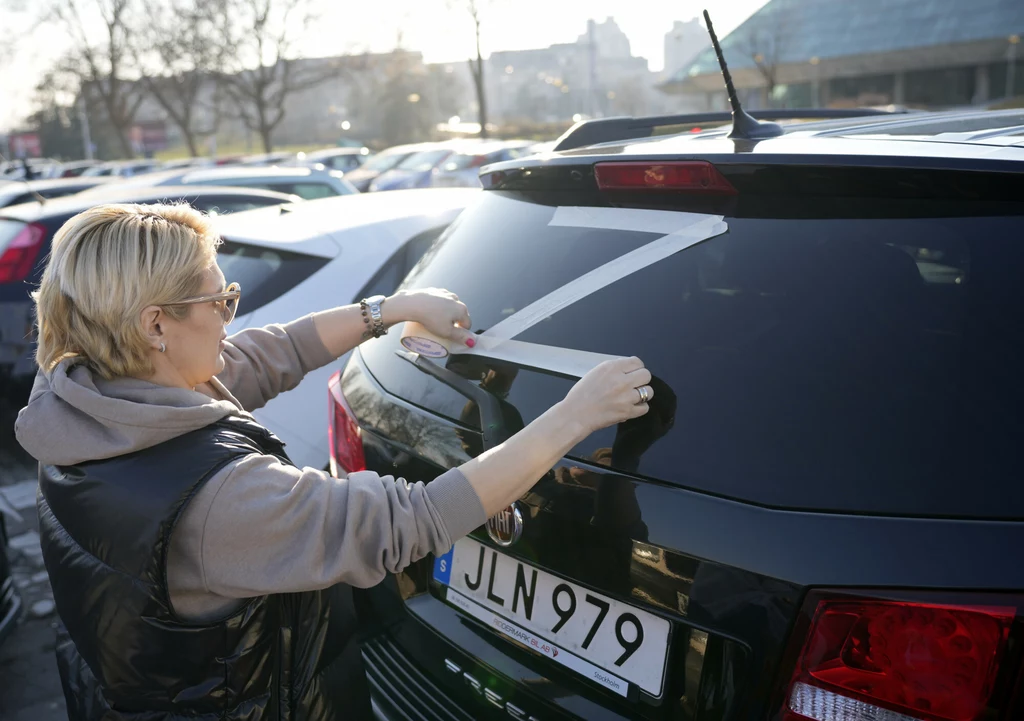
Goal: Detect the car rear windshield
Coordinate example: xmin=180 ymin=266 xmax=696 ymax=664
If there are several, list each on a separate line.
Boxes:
xmin=359 ymin=190 xmax=1024 ymax=519
xmin=216 ymin=239 xmax=329 ymax=315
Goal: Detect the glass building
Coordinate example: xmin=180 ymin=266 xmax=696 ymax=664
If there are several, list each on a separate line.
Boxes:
xmin=661 ymin=0 xmax=1024 ymax=111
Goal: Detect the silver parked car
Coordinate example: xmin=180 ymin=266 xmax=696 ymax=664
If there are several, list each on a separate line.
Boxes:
xmin=428 ymin=140 xmax=535 ymax=188
xmin=78 ymin=165 xmax=358 ymax=199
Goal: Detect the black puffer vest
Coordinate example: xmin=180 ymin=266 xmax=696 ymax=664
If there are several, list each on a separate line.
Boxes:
xmin=37 ymin=415 xmax=373 ymax=721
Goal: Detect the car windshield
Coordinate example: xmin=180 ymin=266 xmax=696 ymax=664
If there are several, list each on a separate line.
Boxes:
xmin=396 ymin=149 xmax=450 ymax=172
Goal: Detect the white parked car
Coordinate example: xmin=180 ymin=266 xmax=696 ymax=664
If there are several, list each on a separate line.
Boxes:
xmin=210 ymin=187 xmax=479 ymax=470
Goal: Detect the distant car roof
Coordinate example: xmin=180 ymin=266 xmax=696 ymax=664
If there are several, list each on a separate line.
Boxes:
xmin=180 ymin=166 xmax=328 ymax=183
xmin=211 ymin=187 xmax=479 ymax=249
xmin=0 ymin=185 xmax=299 ymax=222
xmin=305 ymin=147 xmax=371 ymax=159
xmin=375 ymin=142 xmax=445 ymax=156
xmin=446 ymin=140 xmax=533 ymax=155
xmin=0 ymin=176 xmax=118 ymax=197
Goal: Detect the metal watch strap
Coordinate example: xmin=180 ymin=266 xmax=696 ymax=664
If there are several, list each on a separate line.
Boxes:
xmin=361 ymin=296 xmax=387 ymax=338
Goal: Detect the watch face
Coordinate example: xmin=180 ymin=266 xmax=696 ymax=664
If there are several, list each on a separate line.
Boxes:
xmin=366 ymin=295 xmax=386 ymax=305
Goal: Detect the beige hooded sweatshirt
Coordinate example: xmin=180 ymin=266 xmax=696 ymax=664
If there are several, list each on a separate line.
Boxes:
xmin=14 ymin=314 xmax=486 ymax=621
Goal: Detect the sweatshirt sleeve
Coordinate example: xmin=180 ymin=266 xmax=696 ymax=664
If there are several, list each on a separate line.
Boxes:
xmin=215 ymin=314 xmax=335 ymax=412
xmin=186 ymin=456 xmax=487 ymax=596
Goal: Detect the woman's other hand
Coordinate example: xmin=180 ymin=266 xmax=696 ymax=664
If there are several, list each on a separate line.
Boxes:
xmin=385 ymin=288 xmax=476 ymax=348
xmin=561 ymin=357 xmax=652 ymax=436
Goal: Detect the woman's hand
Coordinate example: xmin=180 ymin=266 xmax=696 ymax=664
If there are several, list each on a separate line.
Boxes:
xmin=560 ymin=357 xmax=653 ymax=437
xmin=459 ymin=356 xmax=654 ymax=517
xmin=384 ymin=288 xmax=476 ymax=347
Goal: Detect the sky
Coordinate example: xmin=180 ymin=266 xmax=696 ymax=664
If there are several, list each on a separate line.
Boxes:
xmin=0 ymin=0 xmax=770 ymax=132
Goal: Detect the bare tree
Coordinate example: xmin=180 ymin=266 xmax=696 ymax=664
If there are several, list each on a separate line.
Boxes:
xmin=217 ymin=0 xmax=340 ymax=152
xmin=741 ymin=1 xmax=798 ymax=108
xmin=47 ymin=0 xmax=145 ymax=157
xmin=131 ymin=0 xmax=227 ymax=156
xmin=448 ymin=0 xmax=490 ymax=139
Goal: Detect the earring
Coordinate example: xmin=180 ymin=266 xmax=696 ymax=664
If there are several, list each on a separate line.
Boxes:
xmin=159 ymin=342 xmax=166 ymax=353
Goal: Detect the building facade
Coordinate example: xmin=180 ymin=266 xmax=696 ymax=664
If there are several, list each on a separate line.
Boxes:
xmin=661 ymin=0 xmax=1024 ymax=112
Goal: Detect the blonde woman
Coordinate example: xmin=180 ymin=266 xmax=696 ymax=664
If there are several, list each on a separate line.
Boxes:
xmin=15 ymin=204 xmax=653 ymax=720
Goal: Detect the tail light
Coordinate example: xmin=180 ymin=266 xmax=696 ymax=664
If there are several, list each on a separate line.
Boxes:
xmin=468 ymin=155 xmax=489 ymax=168
xmin=0 ymin=222 xmax=47 ymax=283
xmin=777 ymin=590 xmax=1021 ymax=721
xmin=327 ymin=370 xmax=366 ymax=477
xmin=594 ymin=161 xmax=737 ymax=194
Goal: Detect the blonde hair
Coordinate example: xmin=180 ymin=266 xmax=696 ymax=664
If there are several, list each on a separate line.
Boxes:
xmin=33 ymin=203 xmax=221 ymax=379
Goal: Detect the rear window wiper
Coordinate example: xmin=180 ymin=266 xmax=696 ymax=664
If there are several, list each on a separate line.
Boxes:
xmin=395 ymin=349 xmax=513 ymax=450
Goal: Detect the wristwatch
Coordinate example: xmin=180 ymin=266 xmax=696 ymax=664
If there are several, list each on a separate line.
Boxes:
xmin=360 ymin=295 xmax=388 ymax=338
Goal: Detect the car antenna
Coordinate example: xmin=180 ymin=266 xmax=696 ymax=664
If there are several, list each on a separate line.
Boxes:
xmin=703 ymin=9 xmax=783 ymax=141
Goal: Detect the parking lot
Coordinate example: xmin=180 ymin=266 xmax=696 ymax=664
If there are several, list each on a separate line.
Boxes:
xmin=0 ymin=392 xmax=65 ymax=721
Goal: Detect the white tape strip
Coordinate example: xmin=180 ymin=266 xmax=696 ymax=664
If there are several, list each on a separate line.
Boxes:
xmin=549 ymin=205 xmax=719 ymax=235
xmin=484 ymin=212 xmax=726 ymax=340
xmin=451 ymin=335 xmax=622 ymax=377
xmin=403 ymin=209 xmax=727 ymax=377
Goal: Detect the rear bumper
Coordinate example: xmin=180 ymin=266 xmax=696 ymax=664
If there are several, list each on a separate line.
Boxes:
xmin=362 ymin=634 xmax=478 ymax=721
xmin=358 ymin=591 xmax=639 ymax=721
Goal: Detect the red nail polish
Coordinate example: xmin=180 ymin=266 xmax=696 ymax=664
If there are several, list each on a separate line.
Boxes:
xmin=466 ymin=338 xmax=476 ymax=348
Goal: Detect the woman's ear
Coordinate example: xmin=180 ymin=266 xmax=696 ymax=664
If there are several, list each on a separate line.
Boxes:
xmin=140 ymin=305 xmax=164 ymax=349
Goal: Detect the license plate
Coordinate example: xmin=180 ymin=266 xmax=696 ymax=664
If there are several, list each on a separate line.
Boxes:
xmin=434 ymin=538 xmax=671 ymax=697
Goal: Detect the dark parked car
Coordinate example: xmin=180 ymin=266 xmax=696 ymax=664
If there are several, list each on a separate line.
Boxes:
xmin=331 ymin=107 xmax=1024 ymax=721
xmin=0 ymin=185 xmax=301 ymax=382
xmin=78 ymin=165 xmax=358 ymax=200
xmin=0 ymin=177 xmax=119 ymax=209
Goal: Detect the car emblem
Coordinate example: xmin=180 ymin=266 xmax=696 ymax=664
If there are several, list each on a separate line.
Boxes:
xmin=486 ymin=501 xmax=524 ymax=547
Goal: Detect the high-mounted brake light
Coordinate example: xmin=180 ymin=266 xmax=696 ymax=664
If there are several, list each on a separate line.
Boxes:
xmin=594 ymin=161 xmax=737 ymax=195
xmin=0 ymin=222 xmax=47 ymax=284
xmin=778 ymin=591 xmax=1019 ymax=721
xmin=327 ymin=370 xmax=366 ymax=477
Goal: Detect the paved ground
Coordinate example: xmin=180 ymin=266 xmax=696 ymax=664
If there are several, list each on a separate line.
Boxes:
xmin=1 ymin=386 xmax=67 ymax=721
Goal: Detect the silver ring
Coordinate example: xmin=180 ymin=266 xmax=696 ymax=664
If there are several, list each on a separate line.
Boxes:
xmin=635 ymin=386 xmax=649 ymax=405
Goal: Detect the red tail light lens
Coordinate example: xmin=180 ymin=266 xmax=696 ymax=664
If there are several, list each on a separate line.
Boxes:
xmin=327 ymin=370 xmax=366 ymax=477
xmin=780 ymin=591 xmax=1018 ymax=721
xmin=0 ymin=222 xmax=47 ymax=283
xmin=594 ymin=161 xmax=737 ymax=195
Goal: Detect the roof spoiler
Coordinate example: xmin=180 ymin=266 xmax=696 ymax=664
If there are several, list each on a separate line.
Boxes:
xmin=552 ymin=108 xmax=908 ymax=152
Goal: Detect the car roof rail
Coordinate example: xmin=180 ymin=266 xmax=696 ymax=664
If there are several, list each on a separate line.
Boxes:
xmin=552 ymin=108 xmax=910 ymax=152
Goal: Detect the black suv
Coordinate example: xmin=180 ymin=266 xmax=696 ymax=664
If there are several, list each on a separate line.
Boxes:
xmin=330 ymin=108 xmax=1024 ymax=721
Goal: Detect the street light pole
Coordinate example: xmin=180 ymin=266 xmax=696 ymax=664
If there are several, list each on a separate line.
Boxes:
xmin=1007 ymin=34 xmax=1020 ymax=100
xmin=78 ymin=94 xmax=94 ymax=161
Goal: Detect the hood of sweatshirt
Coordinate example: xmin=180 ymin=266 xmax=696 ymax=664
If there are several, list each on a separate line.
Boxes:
xmin=15 ymin=358 xmax=242 ymax=466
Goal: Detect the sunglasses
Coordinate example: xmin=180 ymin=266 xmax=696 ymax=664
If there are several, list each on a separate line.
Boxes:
xmin=165 ymin=282 xmax=242 ymax=324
